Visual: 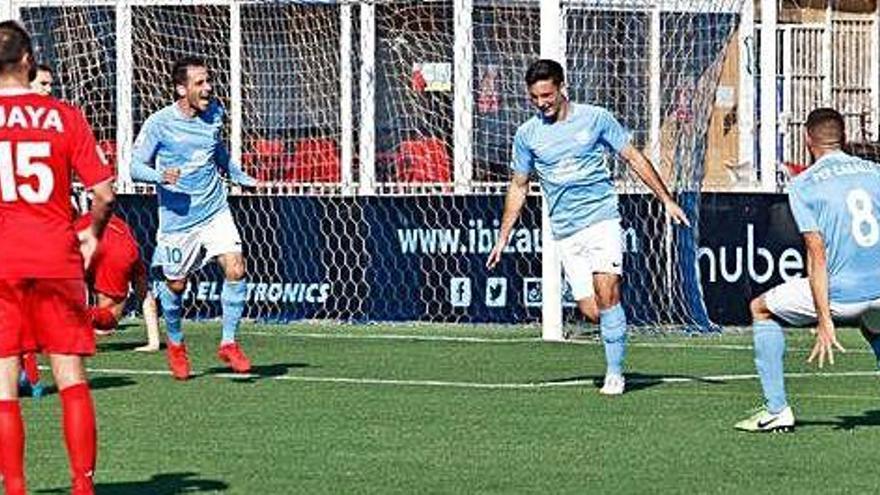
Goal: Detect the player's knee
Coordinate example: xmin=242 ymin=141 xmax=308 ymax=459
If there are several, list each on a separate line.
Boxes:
xmin=225 ymin=261 xmax=246 ymax=281
xmin=750 ymin=296 xmax=772 ymax=321
xmin=595 ymin=290 xmax=620 ymax=311
xmin=166 ymin=279 xmax=187 ymax=294
xmin=577 ymin=299 xmax=599 ymax=323
xmin=48 ymin=355 xmax=87 ymax=390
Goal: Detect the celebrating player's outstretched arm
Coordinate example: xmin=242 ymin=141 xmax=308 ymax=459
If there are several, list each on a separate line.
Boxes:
xmin=618 ymin=145 xmax=690 ymax=227
xmin=131 ymin=56 xmax=257 ymax=380
xmin=486 ymin=172 xmax=529 ymax=270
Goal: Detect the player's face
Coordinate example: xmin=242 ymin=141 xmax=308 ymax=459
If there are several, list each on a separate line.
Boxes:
xmin=528 ymin=80 xmax=564 ymax=120
xmin=181 ymin=65 xmax=212 ymax=113
xmin=31 ymin=70 xmax=52 ymax=96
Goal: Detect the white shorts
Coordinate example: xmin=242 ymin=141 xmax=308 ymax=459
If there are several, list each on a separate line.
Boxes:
xmin=153 ymin=209 xmax=243 ymax=280
xmin=557 ymin=219 xmax=623 ymax=301
xmin=764 ymin=277 xmax=880 ymax=327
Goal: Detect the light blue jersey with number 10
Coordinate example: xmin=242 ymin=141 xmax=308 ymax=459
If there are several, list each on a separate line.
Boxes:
xmin=131 ymin=99 xmax=256 ymax=234
xmin=788 ymin=151 xmax=880 ymax=303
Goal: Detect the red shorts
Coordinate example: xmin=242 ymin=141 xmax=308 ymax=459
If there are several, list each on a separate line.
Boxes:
xmin=90 ymin=246 xmax=142 ymax=300
xmin=0 ymin=279 xmax=95 ymax=357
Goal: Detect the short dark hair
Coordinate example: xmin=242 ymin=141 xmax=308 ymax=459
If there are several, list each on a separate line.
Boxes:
xmin=171 ymin=56 xmax=206 ymax=87
xmin=525 ymin=59 xmax=564 ymax=87
xmin=0 ymin=21 xmax=33 ymax=75
xmin=36 ymin=62 xmax=52 ymax=74
xmin=806 ymin=107 xmax=846 ymax=146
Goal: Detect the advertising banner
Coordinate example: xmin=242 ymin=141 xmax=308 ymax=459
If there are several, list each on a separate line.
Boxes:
xmin=119 ymin=193 xmax=803 ymax=327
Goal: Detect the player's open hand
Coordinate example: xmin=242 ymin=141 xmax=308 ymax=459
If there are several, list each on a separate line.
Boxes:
xmin=162 ymin=168 xmax=181 ymax=185
xmin=78 ymin=228 xmax=99 ymax=270
xmin=663 ymin=199 xmax=691 ymax=227
xmin=486 ymin=241 xmax=505 ymax=270
xmin=807 ymin=320 xmax=846 ymax=368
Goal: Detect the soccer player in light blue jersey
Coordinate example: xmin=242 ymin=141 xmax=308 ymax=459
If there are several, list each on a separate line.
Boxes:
xmin=131 ymin=56 xmax=259 ymax=380
xmin=735 ymin=108 xmax=880 ymax=433
xmin=486 ymin=59 xmax=689 ymax=396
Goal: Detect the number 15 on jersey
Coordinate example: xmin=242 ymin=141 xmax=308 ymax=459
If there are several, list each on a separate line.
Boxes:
xmin=0 ymin=141 xmax=54 ymax=203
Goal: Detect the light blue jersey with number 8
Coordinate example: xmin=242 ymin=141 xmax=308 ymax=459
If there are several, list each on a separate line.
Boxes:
xmin=788 ymin=151 xmax=880 ymax=303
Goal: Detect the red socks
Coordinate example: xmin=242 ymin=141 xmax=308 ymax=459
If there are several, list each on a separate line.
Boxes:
xmin=60 ymin=383 xmax=97 ymax=493
xmin=89 ymin=306 xmax=118 ymax=331
xmin=0 ymin=400 xmax=26 ymax=495
xmin=0 ymin=384 xmax=97 ymax=495
xmin=21 ymin=352 xmax=40 ymax=385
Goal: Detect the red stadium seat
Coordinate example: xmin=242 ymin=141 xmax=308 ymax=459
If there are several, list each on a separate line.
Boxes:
xmin=248 ymin=138 xmax=288 ymax=182
xmin=396 ymin=137 xmax=451 ymax=183
xmin=291 ymin=138 xmax=340 ymax=183
xmin=784 ymin=161 xmax=807 ymax=177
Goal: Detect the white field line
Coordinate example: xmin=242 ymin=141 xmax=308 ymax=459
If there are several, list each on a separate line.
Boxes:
xmin=77 ymin=366 xmax=880 ymax=391
xmin=236 ymin=330 xmax=876 ymax=354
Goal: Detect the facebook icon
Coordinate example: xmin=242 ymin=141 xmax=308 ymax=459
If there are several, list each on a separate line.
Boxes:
xmin=449 ymin=277 xmax=472 ymax=307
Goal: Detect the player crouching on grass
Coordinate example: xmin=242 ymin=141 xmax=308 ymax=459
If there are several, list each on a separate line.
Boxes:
xmin=73 ymin=211 xmax=161 ymax=351
xmin=736 ymin=108 xmax=880 ymax=433
xmin=18 ymin=209 xmax=161 ymax=399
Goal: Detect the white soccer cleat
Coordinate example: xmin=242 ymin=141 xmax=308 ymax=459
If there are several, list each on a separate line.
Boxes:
xmin=734 ymin=406 xmax=795 ymax=433
xmin=599 ymin=373 xmax=625 ymax=396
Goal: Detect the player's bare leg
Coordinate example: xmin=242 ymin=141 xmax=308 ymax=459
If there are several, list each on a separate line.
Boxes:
xmin=49 ymin=354 xmax=97 ymax=494
xmin=135 ymin=291 xmax=161 ymax=352
xmin=0 ymin=356 xmax=26 ymax=495
xmin=216 ymin=252 xmax=251 ymax=373
xmin=564 ymin=297 xmax=598 ymax=339
xmin=576 ymin=297 xmax=599 ymax=323
xmin=594 ymin=273 xmax=627 ymax=395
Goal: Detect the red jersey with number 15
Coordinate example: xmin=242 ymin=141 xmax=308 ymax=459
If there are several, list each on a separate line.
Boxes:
xmin=0 ymin=89 xmax=113 ymax=279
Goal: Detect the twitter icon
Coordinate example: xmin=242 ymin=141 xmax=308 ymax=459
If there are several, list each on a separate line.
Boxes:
xmin=485 ymin=277 xmax=508 ymax=307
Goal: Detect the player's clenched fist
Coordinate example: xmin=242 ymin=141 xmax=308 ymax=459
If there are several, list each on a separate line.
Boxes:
xmin=162 ymin=167 xmax=181 ymax=185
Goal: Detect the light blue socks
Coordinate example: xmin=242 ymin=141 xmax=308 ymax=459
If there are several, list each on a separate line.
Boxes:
xmin=221 ymin=280 xmax=247 ymax=345
xmin=159 ymin=283 xmax=183 ymax=344
xmin=600 ymin=304 xmax=627 ymax=376
xmin=753 ymin=319 xmax=787 ymax=413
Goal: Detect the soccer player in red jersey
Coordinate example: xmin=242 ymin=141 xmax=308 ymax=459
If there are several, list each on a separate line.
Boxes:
xmin=0 ymin=21 xmax=115 ymax=495
xmin=18 ymin=212 xmax=159 ymax=398
xmin=74 ymin=212 xmax=160 ymax=350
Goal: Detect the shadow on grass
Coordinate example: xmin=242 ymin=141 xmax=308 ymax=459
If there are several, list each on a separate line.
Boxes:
xmin=36 ymin=471 xmax=228 ymax=494
xmin=797 ymin=409 xmax=880 ymax=431
xmin=546 ymin=372 xmax=726 ymax=393
xmin=23 ymin=376 xmax=137 ymax=398
xmin=202 ymin=362 xmax=311 ymax=383
xmin=97 ymin=341 xmax=163 ymax=353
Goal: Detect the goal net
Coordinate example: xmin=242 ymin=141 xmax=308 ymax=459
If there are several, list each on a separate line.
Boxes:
xmin=16 ymin=0 xmax=743 ymax=331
